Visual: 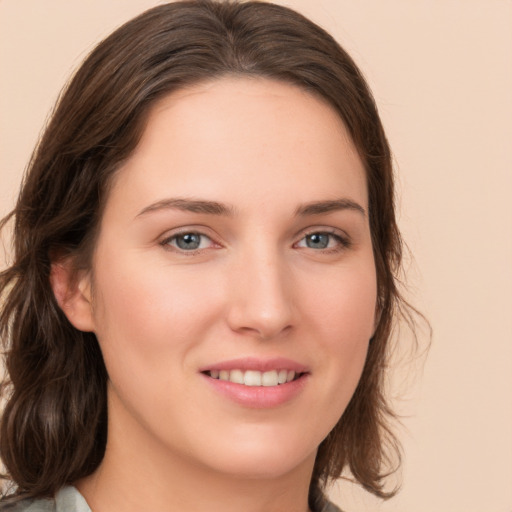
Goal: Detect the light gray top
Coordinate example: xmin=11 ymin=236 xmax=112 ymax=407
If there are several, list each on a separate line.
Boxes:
xmin=0 ymin=486 xmax=342 ymax=512
xmin=0 ymin=487 xmax=90 ymax=512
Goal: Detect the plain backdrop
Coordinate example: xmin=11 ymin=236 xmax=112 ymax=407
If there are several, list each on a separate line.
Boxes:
xmin=1 ymin=1 xmax=511 ymax=511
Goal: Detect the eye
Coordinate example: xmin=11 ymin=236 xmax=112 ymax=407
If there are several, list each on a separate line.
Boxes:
xmin=162 ymin=232 xmax=214 ymax=252
xmin=295 ymin=231 xmax=349 ymax=251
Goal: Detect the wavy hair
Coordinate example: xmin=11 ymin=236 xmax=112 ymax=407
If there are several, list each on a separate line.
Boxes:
xmin=1 ymin=0 xmax=411 ymax=507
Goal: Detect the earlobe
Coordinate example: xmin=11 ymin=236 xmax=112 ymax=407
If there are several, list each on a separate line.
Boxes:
xmin=50 ymin=260 xmax=95 ymax=333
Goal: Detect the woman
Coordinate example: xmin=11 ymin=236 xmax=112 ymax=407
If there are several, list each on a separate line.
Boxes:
xmin=0 ymin=1 xmax=410 ymax=511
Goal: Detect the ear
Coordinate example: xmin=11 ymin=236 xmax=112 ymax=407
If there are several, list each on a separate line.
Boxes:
xmin=50 ymin=258 xmax=95 ymax=332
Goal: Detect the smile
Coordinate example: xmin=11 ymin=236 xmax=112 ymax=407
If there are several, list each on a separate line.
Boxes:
xmin=205 ymin=369 xmax=302 ymax=387
xmin=200 ymin=357 xmax=309 ymax=407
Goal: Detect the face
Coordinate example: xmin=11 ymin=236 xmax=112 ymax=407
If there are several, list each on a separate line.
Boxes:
xmin=77 ymin=77 xmax=377 ymax=480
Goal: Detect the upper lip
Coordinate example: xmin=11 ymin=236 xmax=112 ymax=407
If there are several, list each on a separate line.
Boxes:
xmin=198 ymin=357 xmax=309 ymax=373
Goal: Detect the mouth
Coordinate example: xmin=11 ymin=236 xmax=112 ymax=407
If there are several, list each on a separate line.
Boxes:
xmin=199 ymin=357 xmax=309 ymax=407
xmin=202 ymin=369 xmax=305 ymax=387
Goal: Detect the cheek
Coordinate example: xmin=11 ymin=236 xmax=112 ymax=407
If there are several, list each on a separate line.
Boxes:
xmin=304 ymin=260 xmax=377 ymax=343
xmin=302 ymin=262 xmax=377 ymax=412
xmin=89 ymin=254 xmax=224 ymax=380
xmin=94 ymin=249 xmax=215 ymax=324
xmin=88 ymin=258 xmax=225 ymax=434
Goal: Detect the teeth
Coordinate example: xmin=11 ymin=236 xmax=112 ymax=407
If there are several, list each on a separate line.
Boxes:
xmin=230 ymin=369 xmax=244 ymax=384
xmin=244 ymin=370 xmax=261 ymax=386
xmin=208 ymin=369 xmax=300 ymax=386
xmin=262 ymin=370 xmax=279 ymax=387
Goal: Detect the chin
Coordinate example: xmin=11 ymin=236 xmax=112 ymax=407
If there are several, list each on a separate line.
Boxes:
xmin=194 ymin=434 xmax=318 ymax=480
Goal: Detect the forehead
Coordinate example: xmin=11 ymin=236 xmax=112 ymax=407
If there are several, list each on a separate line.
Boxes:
xmin=108 ymin=77 xmax=367 ymax=216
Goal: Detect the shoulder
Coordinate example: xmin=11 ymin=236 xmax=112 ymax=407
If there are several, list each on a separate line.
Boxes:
xmin=0 ymin=487 xmax=90 ymax=512
xmin=0 ymin=497 xmax=54 ymax=512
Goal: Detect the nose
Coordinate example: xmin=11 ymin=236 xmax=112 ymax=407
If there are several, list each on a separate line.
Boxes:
xmin=226 ymin=249 xmax=295 ymax=340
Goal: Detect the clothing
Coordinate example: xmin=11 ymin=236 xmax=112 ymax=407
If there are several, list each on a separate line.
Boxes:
xmin=0 ymin=487 xmax=89 ymax=512
xmin=0 ymin=486 xmax=343 ymax=512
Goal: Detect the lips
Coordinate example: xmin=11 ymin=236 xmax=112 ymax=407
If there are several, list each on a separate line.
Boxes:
xmin=200 ymin=357 xmax=309 ymax=408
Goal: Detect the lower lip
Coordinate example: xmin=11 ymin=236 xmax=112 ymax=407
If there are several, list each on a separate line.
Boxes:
xmin=201 ymin=373 xmax=309 ymax=409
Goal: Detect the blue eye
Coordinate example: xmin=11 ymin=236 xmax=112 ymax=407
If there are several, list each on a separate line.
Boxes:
xmin=305 ymin=233 xmax=330 ymax=249
xmin=165 ymin=232 xmax=212 ymax=251
xmin=296 ymin=232 xmax=347 ymax=250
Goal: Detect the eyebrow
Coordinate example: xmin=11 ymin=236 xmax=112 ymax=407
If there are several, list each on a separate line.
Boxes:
xmin=136 ymin=198 xmax=235 ymax=218
xmin=136 ymin=197 xmax=365 ymax=219
xmin=295 ymin=199 xmax=366 ymax=217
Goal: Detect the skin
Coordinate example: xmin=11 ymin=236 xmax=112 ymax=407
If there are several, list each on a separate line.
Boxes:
xmin=55 ymin=77 xmax=377 ymax=512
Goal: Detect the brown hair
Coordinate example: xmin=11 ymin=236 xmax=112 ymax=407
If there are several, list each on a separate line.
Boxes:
xmin=1 ymin=0 xmax=408 ymax=506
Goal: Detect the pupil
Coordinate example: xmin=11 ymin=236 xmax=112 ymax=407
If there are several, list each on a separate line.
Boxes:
xmin=307 ymin=233 xmax=329 ymax=249
xmin=177 ymin=233 xmax=200 ymax=250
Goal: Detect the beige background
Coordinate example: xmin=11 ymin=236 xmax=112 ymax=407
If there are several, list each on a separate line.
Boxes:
xmin=1 ymin=1 xmax=511 ymax=511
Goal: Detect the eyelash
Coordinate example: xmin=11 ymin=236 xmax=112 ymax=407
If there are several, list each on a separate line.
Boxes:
xmin=294 ymin=230 xmax=351 ymax=253
xmin=160 ymin=229 xmax=351 ymax=255
xmin=160 ymin=231 xmax=216 ymax=254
